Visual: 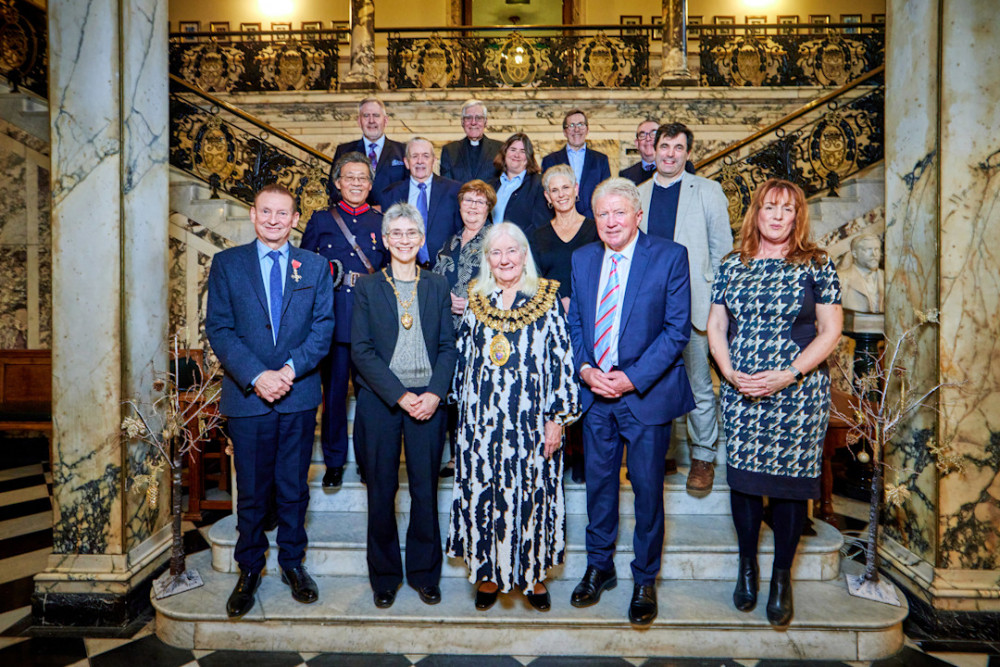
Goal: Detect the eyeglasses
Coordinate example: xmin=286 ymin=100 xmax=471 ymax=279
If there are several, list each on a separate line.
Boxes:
xmin=636 ymin=131 xmax=657 ymax=140
xmin=462 ymin=115 xmax=487 ymax=124
xmin=565 ymin=122 xmax=588 ymax=130
xmin=339 ymin=175 xmax=370 ymax=184
xmin=461 ymin=198 xmax=489 ymax=207
xmin=386 ymin=229 xmax=422 ymax=240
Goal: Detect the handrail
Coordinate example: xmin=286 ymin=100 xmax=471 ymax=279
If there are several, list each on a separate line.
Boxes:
xmin=376 ymin=22 xmax=884 ymax=33
xmin=168 ymin=74 xmax=333 ymax=165
xmin=695 ymin=64 xmax=885 ymax=172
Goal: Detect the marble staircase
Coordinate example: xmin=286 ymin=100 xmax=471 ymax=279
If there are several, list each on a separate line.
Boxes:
xmin=809 ymin=163 xmax=886 ymax=242
xmin=154 ymin=449 xmax=907 ymax=659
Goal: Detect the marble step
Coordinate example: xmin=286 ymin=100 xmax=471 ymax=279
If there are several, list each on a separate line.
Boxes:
xmin=155 ymin=550 xmax=905 ymax=660
xmin=207 ymin=510 xmax=843 ymax=582
xmin=299 ymin=463 xmax=734 ymax=516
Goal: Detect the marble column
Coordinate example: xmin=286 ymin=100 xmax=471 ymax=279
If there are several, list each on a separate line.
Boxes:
xmin=881 ymin=0 xmax=1000 ymax=636
xmin=33 ymin=0 xmax=171 ymax=628
xmin=658 ymin=0 xmax=695 ymax=86
xmin=342 ymin=0 xmax=377 ymax=90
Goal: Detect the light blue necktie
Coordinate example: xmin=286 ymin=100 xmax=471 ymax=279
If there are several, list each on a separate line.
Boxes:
xmin=267 ymin=250 xmax=283 ymax=342
xmin=594 ymin=253 xmax=623 ymax=372
xmin=416 ymin=182 xmax=430 ymax=264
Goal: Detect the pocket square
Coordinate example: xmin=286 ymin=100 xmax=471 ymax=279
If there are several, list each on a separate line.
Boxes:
xmin=391 ymin=159 xmax=405 ymax=167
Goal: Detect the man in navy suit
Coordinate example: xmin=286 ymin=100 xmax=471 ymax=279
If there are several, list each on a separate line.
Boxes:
xmin=379 ymin=137 xmax=462 ymax=267
xmin=206 ymin=184 xmax=335 ymax=618
xmin=329 ymin=98 xmax=408 ymax=206
xmin=439 ymin=99 xmax=502 ymax=184
xmin=541 ymin=109 xmax=611 ymax=219
xmin=567 ymin=177 xmax=694 ymax=626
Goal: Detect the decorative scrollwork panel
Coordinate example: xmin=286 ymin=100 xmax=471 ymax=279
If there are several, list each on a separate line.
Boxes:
xmin=700 ymin=32 xmax=882 ymax=87
xmin=0 ymin=0 xmax=47 ymax=98
xmin=169 ymin=39 xmax=339 ymax=93
xmin=387 ymin=31 xmax=647 ymax=89
xmin=170 ymin=95 xmax=331 ymax=225
xmin=706 ymin=86 xmax=884 ymax=231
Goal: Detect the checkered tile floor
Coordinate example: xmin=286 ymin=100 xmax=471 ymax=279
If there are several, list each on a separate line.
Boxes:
xmin=1 ymin=436 xmax=997 ymax=667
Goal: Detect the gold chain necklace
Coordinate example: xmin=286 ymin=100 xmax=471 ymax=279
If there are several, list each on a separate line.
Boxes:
xmin=468 ymin=278 xmax=560 ymax=366
xmin=383 ymin=267 xmax=420 ymax=330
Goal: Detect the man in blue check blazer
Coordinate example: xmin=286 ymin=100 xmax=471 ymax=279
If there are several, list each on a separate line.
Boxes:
xmin=541 ymin=109 xmax=611 ymax=219
xmin=206 ymin=184 xmax=334 ymax=618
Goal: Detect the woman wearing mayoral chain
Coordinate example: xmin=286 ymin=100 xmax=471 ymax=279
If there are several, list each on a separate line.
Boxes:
xmin=446 ymin=222 xmax=581 ymax=612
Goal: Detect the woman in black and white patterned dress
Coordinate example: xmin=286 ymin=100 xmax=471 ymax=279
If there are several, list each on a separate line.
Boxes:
xmin=447 ymin=222 xmax=580 ymax=612
xmin=707 ymin=179 xmax=842 ymax=628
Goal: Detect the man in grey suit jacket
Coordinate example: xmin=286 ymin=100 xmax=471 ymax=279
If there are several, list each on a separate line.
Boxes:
xmin=637 ymin=123 xmax=733 ymax=493
xmin=206 ymin=184 xmax=334 ymax=618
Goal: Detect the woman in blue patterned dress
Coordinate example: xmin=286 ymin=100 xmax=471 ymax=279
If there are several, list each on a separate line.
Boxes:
xmin=706 ymin=179 xmax=843 ymax=627
xmin=447 ymin=222 xmax=581 ymax=612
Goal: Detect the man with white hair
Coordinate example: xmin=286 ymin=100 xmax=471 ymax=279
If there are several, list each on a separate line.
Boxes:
xmin=440 ymin=99 xmax=502 ymax=183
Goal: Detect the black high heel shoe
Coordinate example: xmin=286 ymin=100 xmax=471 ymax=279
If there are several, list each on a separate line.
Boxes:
xmin=525 ymin=583 xmax=551 ymax=611
xmin=475 ymin=583 xmax=498 ymax=611
xmin=766 ymin=567 xmax=793 ymax=627
xmin=733 ymin=555 xmax=758 ymax=612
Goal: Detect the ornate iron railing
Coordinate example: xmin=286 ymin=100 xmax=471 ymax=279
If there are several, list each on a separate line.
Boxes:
xmin=701 ymin=75 xmax=884 ymax=229
xmin=698 ymin=26 xmax=884 ymax=87
xmin=385 ymin=28 xmax=649 ymax=89
xmin=0 ymin=0 xmax=48 ymax=99
xmin=168 ymin=75 xmax=333 ymax=227
xmin=167 ymin=30 xmax=343 ymax=93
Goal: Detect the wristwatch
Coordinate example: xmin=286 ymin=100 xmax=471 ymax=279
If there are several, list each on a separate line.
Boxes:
xmin=787 ymin=365 xmax=804 ymax=382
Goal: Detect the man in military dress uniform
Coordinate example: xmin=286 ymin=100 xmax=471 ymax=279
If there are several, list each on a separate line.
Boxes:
xmin=301 ymin=153 xmax=389 ymax=487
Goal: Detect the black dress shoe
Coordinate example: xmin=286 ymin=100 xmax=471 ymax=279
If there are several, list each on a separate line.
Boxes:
xmin=570 ymin=565 xmax=617 ymax=607
xmin=323 ymin=466 xmax=344 ymax=489
xmin=357 ymin=465 xmax=367 ymax=485
xmin=415 ymin=584 xmax=441 ymax=605
xmin=525 ymin=584 xmax=551 ymax=611
xmin=281 ymin=565 xmax=318 ymax=603
xmin=439 ymin=463 xmax=455 ymax=478
xmin=628 ymin=583 xmax=658 ymax=625
xmin=475 ymin=584 xmax=498 ymax=610
xmin=733 ymin=555 xmax=759 ymax=612
xmin=374 ymin=584 xmax=400 ymax=608
xmin=766 ymin=567 xmax=794 ymax=627
xmin=226 ymin=569 xmax=261 ymax=618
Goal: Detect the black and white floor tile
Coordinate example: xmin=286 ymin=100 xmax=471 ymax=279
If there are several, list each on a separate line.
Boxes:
xmin=0 ymin=436 xmax=997 ymax=667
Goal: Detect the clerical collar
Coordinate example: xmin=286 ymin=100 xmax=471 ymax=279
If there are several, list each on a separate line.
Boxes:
xmin=337 ymin=200 xmax=370 ymax=216
xmin=469 ymin=139 xmax=481 ymax=147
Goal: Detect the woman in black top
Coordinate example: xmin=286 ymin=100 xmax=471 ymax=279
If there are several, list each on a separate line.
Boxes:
xmin=530 ymin=164 xmax=598 ymax=315
xmin=530 ymin=164 xmax=597 ymax=483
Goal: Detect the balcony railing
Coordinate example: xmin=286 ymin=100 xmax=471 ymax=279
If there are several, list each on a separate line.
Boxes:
xmin=0 ymin=0 xmax=48 ymax=99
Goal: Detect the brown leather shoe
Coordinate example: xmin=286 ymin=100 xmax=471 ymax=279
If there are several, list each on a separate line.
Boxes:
xmin=664 ymin=458 xmax=678 ymax=476
xmin=686 ymin=459 xmax=715 ymax=494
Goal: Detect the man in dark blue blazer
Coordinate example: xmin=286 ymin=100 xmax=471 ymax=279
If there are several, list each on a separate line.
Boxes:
xmin=566 ymin=177 xmax=695 ymax=626
xmin=439 ymin=99 xmax=502 ymax=183
xmin=206 ymin=184 xmax=335 ymax=618
xmin=329 ymin=98 xmax=408 ymax=207
xmin=541 ymin=109 xmax=611 ymax=219
xmin=378 ymin=137 xmax=462 ymax=266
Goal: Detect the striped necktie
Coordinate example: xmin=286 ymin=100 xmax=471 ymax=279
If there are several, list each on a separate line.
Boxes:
xmin=594 ymin=253 xmax=623 ymax=372
xmin=416 ymin=182 xmax=429 ymax=264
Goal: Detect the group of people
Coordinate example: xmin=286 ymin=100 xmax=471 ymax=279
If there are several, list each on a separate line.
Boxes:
xmin=205 ymin=97 xmax=844 ymax=630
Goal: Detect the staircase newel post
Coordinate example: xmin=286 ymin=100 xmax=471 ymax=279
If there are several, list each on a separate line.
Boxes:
xmin=658 ymin=0 xmax=696 ymax=86
xmin=342 ymin=0 xmax=378 ymax=90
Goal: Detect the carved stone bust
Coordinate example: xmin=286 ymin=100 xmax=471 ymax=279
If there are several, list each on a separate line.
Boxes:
xmin=839 ymin=233 xmax=884 ymax=313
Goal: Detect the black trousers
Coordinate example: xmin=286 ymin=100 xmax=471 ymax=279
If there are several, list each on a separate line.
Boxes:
xmin=356 ymin=386 xmax=446 ymax=591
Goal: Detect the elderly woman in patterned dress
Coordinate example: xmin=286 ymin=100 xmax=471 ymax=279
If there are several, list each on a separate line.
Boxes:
xmin=447 ymin=221 xmax=580 ymax=612
xmin=433 ymin=180 xmax=496 ymax=478
xmin=707 ymin=178 xmax=843 ymax=628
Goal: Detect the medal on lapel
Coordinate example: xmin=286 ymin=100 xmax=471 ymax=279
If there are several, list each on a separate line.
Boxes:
xmin=291 ymin=259 xmax=302 ymax=283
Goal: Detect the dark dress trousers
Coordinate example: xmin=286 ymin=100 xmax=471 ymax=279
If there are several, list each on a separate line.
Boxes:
xmin=206 ymin=242 xmax=334 ymax=574
xmin=541 ymin=147 xmax=611 ymax=219
xmin=300 ymin=203 xmax=389 ymax=469
xmin=488 ymin=172 xmax=550 ymax=235
xmin=329 ymin=137 xmax=408 ymax=206
xmin=566 ymin=233 xmax=695 ymax=584
xmin=351 ymin=268 xmax=457 ymax=591
xmin=439 ymin=136 xmax=502 ymax=183
xmin=619 ymin=160 xmax=696 ymax=185
xmin=378 ymin=175 xmax=463 ymax=263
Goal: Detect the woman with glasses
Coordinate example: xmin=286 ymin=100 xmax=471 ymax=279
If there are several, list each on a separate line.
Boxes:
xmin=488 ymin=133 xmax=549 ymax=234
xmin=432 ymin=180 xmax=496 ymax=478
xmin=447 ymin=222 xmax=580 ymax=612
xmin=351 ymin=203 xmax=457 ymax=609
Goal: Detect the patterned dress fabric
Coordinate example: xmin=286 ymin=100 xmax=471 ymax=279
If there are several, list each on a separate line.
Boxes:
xmin=432 ymin=225 xmax=490 ymax=329
xmin=711 ymin=255 xmax=842 ymax=500
xmin=446 ymin=286 xmax=581 ymax=592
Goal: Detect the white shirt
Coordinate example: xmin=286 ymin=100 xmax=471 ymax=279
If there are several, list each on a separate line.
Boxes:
xmin=594 ymin=232 xmax=639 ymax=369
